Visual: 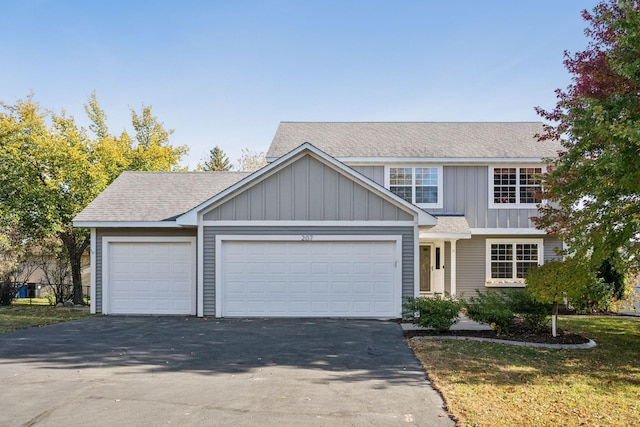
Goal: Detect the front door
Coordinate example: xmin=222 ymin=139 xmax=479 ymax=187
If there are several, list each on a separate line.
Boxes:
xmin=420 ymin=245 xmax=432 ymax=293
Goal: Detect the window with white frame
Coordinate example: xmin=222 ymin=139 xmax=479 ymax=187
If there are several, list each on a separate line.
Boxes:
xmin=485 ymin=238 xmax=543 ymax=286
xmin=490 ymin=166 xmax=542 ymax=207
xmin=388 ymin=166 xmax=442 ymax=208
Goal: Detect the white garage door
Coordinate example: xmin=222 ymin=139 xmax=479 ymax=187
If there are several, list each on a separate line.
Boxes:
xmin=220 ymin=239 xmax=399 ymax=317
xmin=106 ymin=240 xmax=195 ymax=315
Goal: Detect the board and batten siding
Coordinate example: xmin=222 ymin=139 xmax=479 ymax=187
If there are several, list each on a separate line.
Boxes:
xmin=348 ymin=163 xmax=542 ymax=228
xmin=351 ymin=165 xmax=385 ymax=186
xmin=94 ymin=228 xmax=196 ymax=314
xmin=203 ymin=156 xmax=412 ymax=222
xmin=202 ymin=226 xmax=415 ymax=316
xmin=455 ymin=235 xmax=563 ymax=298
xmin=431 ymin=166 xmax=539 ymax=228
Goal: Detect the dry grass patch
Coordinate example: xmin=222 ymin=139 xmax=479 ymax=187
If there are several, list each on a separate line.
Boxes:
xmin=408 ymin=316 xmax=640 ymax=427
xmin=0 ymin=305 xmax=92 ymax=334
xmin=11 ymin=297 xmax=52 ymax=306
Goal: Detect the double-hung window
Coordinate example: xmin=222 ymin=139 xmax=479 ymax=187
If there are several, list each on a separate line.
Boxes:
xmin=387 ymin=166 xmax=442 ymax=208
xmin=485 ymin=238 xmax=543 ymax=286
xmin=490 ymin=166 xmax=542 ymax=208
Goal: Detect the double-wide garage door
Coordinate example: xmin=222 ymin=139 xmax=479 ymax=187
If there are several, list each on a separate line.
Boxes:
xmin=219 ymin=239 xmax=399 ymax=317
xmin=106 ymin=239 xmax=196 ymax=315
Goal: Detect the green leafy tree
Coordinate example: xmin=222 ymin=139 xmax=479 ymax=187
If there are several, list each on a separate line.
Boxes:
xmin=0 ymin=225 xmax=40 ymax=305
xmin=526 ymin=259 xmax=594 ymax=336
xmin=0 ymin=95 xmax=188 ymax=304
xmin=199 ymin=146 xmax=232 ymax=171
xmin=535 ymin=0 xmax=640 ymax=274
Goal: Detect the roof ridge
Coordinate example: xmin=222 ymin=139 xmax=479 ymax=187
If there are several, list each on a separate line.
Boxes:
xmin=120 ymin=170 xmax=250 ymax=175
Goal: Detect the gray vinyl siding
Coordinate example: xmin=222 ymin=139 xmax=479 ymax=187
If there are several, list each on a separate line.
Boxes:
xmin=347 ymin=163 xmax=542 ymax=229
xmin=456 ymin=236 xmax=486 ymax=298
xmin=544 ymin=238 xmax=563 ymax=261
xmin=351 ymin=165 xmax=385 ymax=186
xmin=455 ymin=234 xmax=563 ymax=298
xmin=94 ymin=227 xmax=196 ymax=314
xmin=428 ymin=166 xmax=539 ymax=228
xmin=204 ymin=156 xmax=412 ymax=221
xmin=202 ymin=226 xmax=414 ymax=317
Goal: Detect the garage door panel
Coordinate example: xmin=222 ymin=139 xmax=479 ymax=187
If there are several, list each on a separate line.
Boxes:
xmin=131 ymin=244 xmax=151 ymax=257
xmin=332 ymin=282 xmax=350 ymax=293
xmin=107 ymin=241 xmax=194 ymax=315
xmin=311 ymin=301 xmax=329 ymax=313
xmin=221 ymin=240 xmax=397 ymax=317
xmin=311 ymin=263 xmax=329 ymax=274
xmin=311 ymin=282 xmax=329 ymax=293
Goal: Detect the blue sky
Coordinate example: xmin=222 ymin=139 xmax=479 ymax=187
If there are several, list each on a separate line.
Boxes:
xmin=1 ymin=0 xmax=599 ymax=169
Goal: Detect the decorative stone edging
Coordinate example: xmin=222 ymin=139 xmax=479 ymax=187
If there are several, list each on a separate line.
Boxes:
xmin=409 ymin=335 xmax=597 ymax=350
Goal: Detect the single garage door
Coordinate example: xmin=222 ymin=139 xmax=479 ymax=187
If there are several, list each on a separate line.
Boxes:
xmin=107 ymin=240 xmax=195 ymax=314
xmin=220 ymin=239 xmax=399 ymax=317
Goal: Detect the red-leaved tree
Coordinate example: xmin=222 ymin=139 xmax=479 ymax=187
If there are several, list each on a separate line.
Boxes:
xmin=534 ymin=0 xmax=640 ymax=274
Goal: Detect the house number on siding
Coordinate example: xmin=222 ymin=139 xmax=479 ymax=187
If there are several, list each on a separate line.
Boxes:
xmin=301 ymin=235 xmax=313 ymax=241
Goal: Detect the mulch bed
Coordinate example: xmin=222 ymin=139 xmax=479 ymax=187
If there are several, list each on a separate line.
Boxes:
xmin=404 ymin=320 xmax=590 ymax=345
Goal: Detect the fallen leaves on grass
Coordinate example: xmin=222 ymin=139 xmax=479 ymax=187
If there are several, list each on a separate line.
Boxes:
xmin=408 ymin=317 xmax=640 ymax=427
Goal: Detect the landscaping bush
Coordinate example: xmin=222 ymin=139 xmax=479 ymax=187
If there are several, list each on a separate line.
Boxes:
xmin=402 ymin=294 xmax=462 ymax=333
xmin=463 ymin=290 xmax=514 ymax=334
xmin=570 ymin=279 xmax=614 ymax=313
xmin=504 ymin=289 xmax=551 ymax=332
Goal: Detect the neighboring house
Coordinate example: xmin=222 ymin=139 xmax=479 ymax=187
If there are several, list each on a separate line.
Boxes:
xmin=13 ymin=253 xmax=90 ymax=299
xmin=73 ymin=122 xmax=562 ymax=318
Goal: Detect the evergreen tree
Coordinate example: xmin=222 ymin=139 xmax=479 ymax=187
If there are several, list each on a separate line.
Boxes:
xmin=200 ymin=146 xmax=232 ymax=171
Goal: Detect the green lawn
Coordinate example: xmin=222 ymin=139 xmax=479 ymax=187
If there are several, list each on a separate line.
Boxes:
xmin=408 ymin=316 xmax=640 ymax=427
xmin=0 ymin=305 xmax=93 ymax=334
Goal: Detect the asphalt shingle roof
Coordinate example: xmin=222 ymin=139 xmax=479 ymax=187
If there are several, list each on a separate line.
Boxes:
xmin=421 ymin=216 xmax=471 ymax=236
xmin=73 ymin=171 xmax=250 ymax=223
xmin=267 ymin=122 xmax=561 ymax=159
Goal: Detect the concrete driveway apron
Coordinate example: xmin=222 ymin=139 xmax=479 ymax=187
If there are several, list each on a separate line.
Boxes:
xmin=0 ymin=317 xmax=453 ymax=426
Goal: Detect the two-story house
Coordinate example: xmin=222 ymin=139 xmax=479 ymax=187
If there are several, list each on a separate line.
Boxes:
xmin=74 ymin=122 xmax=562 ymax=318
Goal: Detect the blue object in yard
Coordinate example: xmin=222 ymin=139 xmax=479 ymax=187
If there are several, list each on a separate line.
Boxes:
xmin=16 ymin=285 xmax=27 ymax=298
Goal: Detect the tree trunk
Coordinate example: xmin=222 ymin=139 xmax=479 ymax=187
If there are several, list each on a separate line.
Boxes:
xmin=552 ymin=301 xmax=559 ymax=337
xmin=60 ymin=228 xmax=90 ymax=305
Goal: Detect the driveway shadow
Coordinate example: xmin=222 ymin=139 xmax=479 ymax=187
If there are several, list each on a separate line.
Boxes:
xmin=0 ymin=317 xmax=424 ymax=385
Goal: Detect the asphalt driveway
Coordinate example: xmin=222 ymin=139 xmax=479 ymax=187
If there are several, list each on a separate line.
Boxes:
xmin=0 ymin=317 xmax=453 ymax=426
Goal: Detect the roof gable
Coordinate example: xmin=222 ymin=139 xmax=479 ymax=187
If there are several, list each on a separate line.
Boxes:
xmin=178 ymin=143 xmax=436 ymax=226
xmin=203 ymin=155 xmax=414 ymax=222
xmin=267 ymin=122 xmax=562 ymax=160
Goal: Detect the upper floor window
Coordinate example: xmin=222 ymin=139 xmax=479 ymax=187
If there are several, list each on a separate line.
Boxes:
xmin=387 ymin=166 xmax=442 ymax=208
xmin=490 ymin=166 xmax=542 ymax=208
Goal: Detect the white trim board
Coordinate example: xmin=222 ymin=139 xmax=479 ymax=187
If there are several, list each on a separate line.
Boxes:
xmin=471 ymin=228 xmax=546 ymax=235
xmin=214 ymin=234 xmax=403 ymax=318
xmin=268 ymin=157 xmax=551 ymax=164
xmin=197 ymin=224 xmax=204 ymax=317
xmin=74 ymin=221 xmax=184 ymax=228
xmin=420 ymin=232 xmax=472 ymax=240
xmin=90 ymin=228 xmax=96 ymax=314
xmin=202 ymin=220 xmax=417 ymax=227
xmin=101 ymin=236 xmax=197 ymax=315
